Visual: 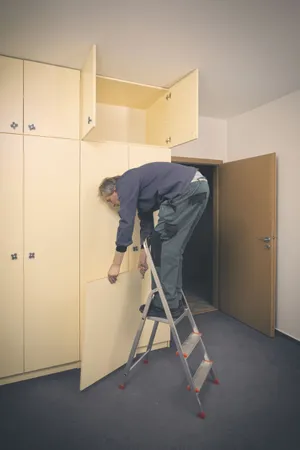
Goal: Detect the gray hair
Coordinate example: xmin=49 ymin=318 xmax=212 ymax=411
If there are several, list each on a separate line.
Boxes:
xmin=98 ymin=176 xmax=120 ymax=198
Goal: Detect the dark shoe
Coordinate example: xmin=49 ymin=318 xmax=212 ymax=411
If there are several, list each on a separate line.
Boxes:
xmin=139 ymin=302 xmax=184 ymax=319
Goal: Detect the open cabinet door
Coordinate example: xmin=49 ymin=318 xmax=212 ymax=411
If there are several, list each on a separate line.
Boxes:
xmin=80 ymin=271 xmax=142 ymax=391
xmin=168 ymin=69 xmax=198 ymax=148
xmin=80 ymin=44 xmax=96 ymax=139
xmin=218 ymin=153 xmax=277 ymax=337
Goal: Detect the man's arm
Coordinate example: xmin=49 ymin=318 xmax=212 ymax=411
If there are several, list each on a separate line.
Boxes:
xmin=108 ymin=175 xmax=139 ymax=283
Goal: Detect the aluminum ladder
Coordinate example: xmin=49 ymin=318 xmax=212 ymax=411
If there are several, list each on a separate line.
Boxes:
xmin=119 ymin=238 xmax=219 ymax=419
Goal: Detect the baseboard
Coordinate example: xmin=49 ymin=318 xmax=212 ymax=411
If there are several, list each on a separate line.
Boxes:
xmin=0 ymin=361 xmax=80 ymax=386
xmin=275 ymin=329 xmax=300 ymax=345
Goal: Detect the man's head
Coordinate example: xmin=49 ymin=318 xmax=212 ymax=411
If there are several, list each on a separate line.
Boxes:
xmin=98 ymin=176 xmax=120 ymax=207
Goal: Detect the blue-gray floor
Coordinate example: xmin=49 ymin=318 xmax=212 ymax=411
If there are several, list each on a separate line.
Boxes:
xmin=1 ymin=311 xmax=299 ymax=450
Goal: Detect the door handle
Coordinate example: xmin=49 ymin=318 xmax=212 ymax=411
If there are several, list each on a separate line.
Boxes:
xmin=258 ymin=236 xmax=271 ymax=243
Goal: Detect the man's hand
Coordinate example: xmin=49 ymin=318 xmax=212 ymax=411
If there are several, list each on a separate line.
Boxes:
xmin=138 ymin=250 xmax=148 ymax=278
xmin=108 ymin=264 xmax=120 ymax=284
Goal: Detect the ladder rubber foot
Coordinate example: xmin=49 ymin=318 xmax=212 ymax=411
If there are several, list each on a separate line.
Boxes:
xmin=195 ymin=388 xmax=200 ymax=393
xmin=118 ymin=384 xmax=125 ymax=390
xmin=187 ymin=385 xmax=191 ymax=391
xmin=213 ymin=378 xmax=220 ymax=385
xmin=176 ymin=351 xmax=188 ymax=358
xmin=143 ymin=360 xmax=149 ymax=364
xmin=198 ymin=412 xmax=206 ymax=420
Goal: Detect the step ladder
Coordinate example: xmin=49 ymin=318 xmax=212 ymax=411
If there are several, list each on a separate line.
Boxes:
xmin=119 ymin=238 xmax=219 ymax=419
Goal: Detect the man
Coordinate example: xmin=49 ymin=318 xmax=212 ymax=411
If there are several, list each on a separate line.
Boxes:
xmin=99 ymin=162 xmax=209 ymax=318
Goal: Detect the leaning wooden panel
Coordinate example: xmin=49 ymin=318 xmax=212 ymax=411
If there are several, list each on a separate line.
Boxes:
xmin=80 ymin=271 xmax=142 ymax=391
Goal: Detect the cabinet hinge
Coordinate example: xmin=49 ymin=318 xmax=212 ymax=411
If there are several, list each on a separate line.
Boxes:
xmin=166 ymin=92 xmax=172 ymax=101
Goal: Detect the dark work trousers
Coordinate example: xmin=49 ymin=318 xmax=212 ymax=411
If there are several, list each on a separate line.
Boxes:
xmin=151 ymin=178 xmax=210 ymax=311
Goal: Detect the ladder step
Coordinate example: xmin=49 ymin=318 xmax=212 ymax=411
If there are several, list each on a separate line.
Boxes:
xmin=147 ymin=309 xmax=188 ymax=324
xmin=176 ymin=331 xmax=202 ymax=358
xmin=192 ymin=360 xmax=213 ymax=392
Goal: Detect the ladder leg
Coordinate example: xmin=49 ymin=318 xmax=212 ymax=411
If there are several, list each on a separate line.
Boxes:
xmin=182 ymin=289 xmax=199 ymax=333
xmin=169 ymin=323 xmax=195 ymax=390
xmin=195 ymin=393 xmax=206 ymax=419
xmin=119 ymin=290 xmax=154 ymax=387
xmin=120 ymin=317 xmax=146 ymax=381
xmin=143 ymin=321 xmax=159 ymax=363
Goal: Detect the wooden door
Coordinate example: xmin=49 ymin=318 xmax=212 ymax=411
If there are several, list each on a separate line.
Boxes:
xmin=0 ymin=135 xmax=24 ymax=378
xmin=80 ymin=44 xmax=96 ymax=139
xmin=128 ymin=145 xmax=171 ymax=348
xmin=0 ymin=56 xmax=23 ymax=134
xmin=80 ymin=141 xmax=129 ymax=355
xmin=168 ymin=69 xmax=198 ymax=148
xmin=24 ymin=137 xmax=80 ymax=372
xmin=24 ymin=61 xmax=80 ymax=139
xmin=218 ymin=153 xmax=277 ymax=337
xmin=80 ymin=272 xmax=142 ymax=390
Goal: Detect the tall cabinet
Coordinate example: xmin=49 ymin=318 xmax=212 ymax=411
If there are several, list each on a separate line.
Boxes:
xmin=0 ymin=56 xmax=80 ymax=383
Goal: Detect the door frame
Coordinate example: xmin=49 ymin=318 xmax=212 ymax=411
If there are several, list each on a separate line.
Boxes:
xmin=171 ymin=156 xmax=223 ymax=309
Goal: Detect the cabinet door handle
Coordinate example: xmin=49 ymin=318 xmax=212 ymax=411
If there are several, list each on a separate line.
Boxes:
xmin=28 ymin=124 xmax=36 ymax=131
xmin=133 ymin=246 xmax=139 ymax=252
xmin=10 ymin=122 xmax=18 ymax=130
xmin=28 ymin=252 xmax=35 ymax=259
xmin=11 ymin=253 xmax=18 ymax=260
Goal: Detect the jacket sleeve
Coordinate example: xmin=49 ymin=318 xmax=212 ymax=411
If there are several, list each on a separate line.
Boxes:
xmin=115 ymin=175 xmax=140 ymax=251
xmin=138 ymin=211 xmax=154 ymax=247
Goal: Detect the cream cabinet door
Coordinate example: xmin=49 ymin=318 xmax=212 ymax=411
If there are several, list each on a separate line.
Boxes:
xmin=80 ymin=45 xmax=96 ymax=139
xmin=0 ymin=56 xmax=23 ymax=134
xmin=24 ymin=137 xmax=79 ymax=372
xmin=128 ymin=144 xmax=171 ymax=348
xmin=80 ymin=272 xmax=142 ymax=390
xmin=24 ymin=61 xmax=80 ymax=139
xmin=0 ymin=135 xmax=24 ymax=378
xmin=168 ymin=69 xmax=198 ymax=148
xmin=80 ymin=141 xmax=129 ymax=354
xmin=146 ymin=92 xmax=169 ymax=147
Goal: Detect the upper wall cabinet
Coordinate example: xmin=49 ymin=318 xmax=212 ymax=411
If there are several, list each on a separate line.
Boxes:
xmin=0 ymin=56 xmax=23 ymax=134
xmin=24 ymin=61 xmax=80 ymax=140
xmin=80 ymin=45 xmax=198 ymax=148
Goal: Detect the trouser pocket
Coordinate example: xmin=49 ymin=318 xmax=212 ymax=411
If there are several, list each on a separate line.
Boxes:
xmin=164 ymin=223 xmax=178 ymax=239
xmin=188 ymin=191 xmax=207 ymax=205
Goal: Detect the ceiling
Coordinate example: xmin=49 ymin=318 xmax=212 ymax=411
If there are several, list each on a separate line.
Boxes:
xmin=1 ymin=0 xmax=299 ymax=118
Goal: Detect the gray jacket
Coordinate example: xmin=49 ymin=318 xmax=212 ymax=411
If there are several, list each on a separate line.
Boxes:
xmin=115 ymin=162 xmax=197 ymax=251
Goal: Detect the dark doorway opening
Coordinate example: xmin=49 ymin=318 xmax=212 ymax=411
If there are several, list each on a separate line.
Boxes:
xmin=175 ymin=163 xmax=217 ymax=315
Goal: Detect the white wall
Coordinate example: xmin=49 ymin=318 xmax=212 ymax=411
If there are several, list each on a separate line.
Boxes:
xmin=227 ymin=90 xmax=300 ymax=341
xmin=172 ymin=116 xmax=227 ymax=161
